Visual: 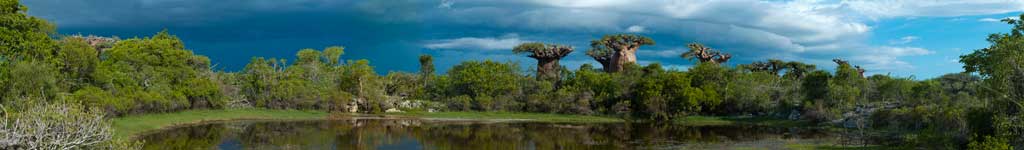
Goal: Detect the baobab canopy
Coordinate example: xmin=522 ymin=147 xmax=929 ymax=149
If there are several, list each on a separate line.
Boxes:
xmin=513 ymin=42 xmax=574 ymax=81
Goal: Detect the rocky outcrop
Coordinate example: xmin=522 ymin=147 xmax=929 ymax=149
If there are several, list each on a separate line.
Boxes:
xmin=832 ymin=102 xmax=901 ymax=128
xmin=72 ymin=35 xmax=118 ymax=53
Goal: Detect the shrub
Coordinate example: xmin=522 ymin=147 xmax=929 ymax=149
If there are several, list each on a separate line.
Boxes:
xmin=0 ymin=103 xmax=140 ymax=149
xmin=968 ymin=136 xmax=1012 ymax=150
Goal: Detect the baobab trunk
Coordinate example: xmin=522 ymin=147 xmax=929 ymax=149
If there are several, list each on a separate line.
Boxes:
xmin=609 ymin=47 xmax=638 ymax=72
xmin=536 ymin=58 xmax=561 ymax=81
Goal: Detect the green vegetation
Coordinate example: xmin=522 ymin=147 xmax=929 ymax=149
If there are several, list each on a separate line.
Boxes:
xmin=386 ymin=111 xmax=623 ymax=123
xmin=2 ymin=0 xmax=1023 ymax=149
xmin=111 ymin=109 xmax=327 ymax=139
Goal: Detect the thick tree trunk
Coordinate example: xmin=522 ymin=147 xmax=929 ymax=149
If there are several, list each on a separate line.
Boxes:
xmin=598 ymin=60 xmax=612 ymax=72
xmin=608 ymin=47 xmax=638 ymax=72
xmin=537 ymin=58 xmax=561 ymax=81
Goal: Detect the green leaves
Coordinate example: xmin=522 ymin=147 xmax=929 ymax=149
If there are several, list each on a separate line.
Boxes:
xmin=445 ymin=60 xmax=521 ymax=98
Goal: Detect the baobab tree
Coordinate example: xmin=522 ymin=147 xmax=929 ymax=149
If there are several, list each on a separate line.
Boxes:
xmin=743 ymin=59 xmax=817 ymax=79
xmin=590 ymin=34 xmax=654 ymax=72
xmin=586 ymin=41 xmax=613 ymax=71
xmin=833 ymin=58 xmax=866 ymax=77
xmin=681 ymin=43 xmax=732 ymax=64
xmin=784 ymin=61 xmax=816 ymax=79
xmin=513 ymin=42 xmax=574 ymax=81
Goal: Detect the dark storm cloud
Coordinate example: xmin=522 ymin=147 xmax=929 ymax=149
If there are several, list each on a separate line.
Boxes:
xmin=21 ymin=0 xmax=1024 ymax=76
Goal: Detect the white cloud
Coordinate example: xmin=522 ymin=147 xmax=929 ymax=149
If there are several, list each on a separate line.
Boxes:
xmin=438 ymin=0 xmax=453 ymax=9
xmin=850 ymin=46 xmax=935 ymax=72
xmin=980 ymin=18 xmax=1002 ymax=22
xmin=626 ymin=25 xmax=646 ymax=33
xmin=980 ymin=16 xmax=1016 ymax=22
xmin=424 ymin=34 xmax=527 ymax=50
xmin=889 ymin=36 xmax=919 ymax=45
xmin=531 ymin=0 xmax=628 ymax=8
xmin=839 ymin=0 xmax=1024 ymax=18
xmin=876 ymin=46 xmax=934 ymax=56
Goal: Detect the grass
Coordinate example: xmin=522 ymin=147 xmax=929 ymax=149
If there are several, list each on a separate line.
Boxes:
xmin=674 ymin=116 xmax=811 ymax=127
xmin=383 ymin=111 xmax=625 ymax=123
xmin=111 ymin=109 xmax=328 ymax=139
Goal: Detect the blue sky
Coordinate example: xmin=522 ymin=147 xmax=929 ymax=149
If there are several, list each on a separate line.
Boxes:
xmin=23 ymin=0 xmax=1024 ymax=79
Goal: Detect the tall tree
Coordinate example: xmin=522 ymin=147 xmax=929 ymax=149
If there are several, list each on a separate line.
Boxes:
xmin=0 ymin=0 xmax=56 ymax=63
xmin=322 ymin=46 xmax=344 ymax=66
xmin=681 ymin=43 xmax=732 ymax=64
xmin=419 ymin=54 xmax=434 ymax=76
xmin=585 ymin=41 xmax=613 ymax=71
xmin=591 ymin=34 xmax=654 ymax=72
xmin=784 ymin=61 xmax=816 ymax=79
xmin=961 ymin=14 xmax=1024 ymax=112
xmin=741 ymin=59 xmax=788 ymax=75
xmin=513 ymin=42 xmax=574 ymax=81
xmin=56 ymin=37 xmax=100 ymax=90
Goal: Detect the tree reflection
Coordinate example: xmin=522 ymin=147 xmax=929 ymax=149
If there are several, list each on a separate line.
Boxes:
xmin=141 ymin=119 xmax=835 ymax=149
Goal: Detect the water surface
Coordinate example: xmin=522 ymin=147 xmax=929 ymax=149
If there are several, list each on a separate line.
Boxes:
xmin=141 ymin=119 xmax=841 ymax=150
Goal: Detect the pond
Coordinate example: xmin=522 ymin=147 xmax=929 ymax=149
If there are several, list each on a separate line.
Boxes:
xmin=140 ymin=119 xmax=845 ymax=150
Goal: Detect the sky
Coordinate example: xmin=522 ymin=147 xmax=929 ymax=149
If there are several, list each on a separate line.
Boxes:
xmin=22 ymin=0 xmax=1024 ymax=79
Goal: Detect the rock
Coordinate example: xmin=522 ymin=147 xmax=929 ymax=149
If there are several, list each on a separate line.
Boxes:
xmin=427 ymin=108 xmax=437 ymax=113
xmin=347 ymin=100 xmax=359 ymax=113
xmin=385 ymin=108 xmax=403 ymax=113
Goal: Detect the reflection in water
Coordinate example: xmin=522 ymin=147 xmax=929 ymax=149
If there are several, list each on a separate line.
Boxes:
xmin=141 ymin=119 xmax=838 ymax=150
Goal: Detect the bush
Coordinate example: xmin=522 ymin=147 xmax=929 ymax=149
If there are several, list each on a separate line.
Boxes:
xmin=968 ymin=136 xmax=1012 ymax=150
xmin=0 ymin=103 xmax=140 ymax=149
xmin=446 ymin=95 xmax=473 ymax=111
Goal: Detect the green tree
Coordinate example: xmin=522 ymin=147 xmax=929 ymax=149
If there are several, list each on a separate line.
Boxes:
xmin=2 ymin=60 xmax=58 ymax=105
xmin=0 ymin=0 xmax=56 ymax=63
xmin=444 ymin=60 xmax=522 ymax=110
xmin=585 ymin=42 xmax=614 ymax=72
xmin=322 ymin=46 xmax=344 ymax=66
xmin=802 ymin=70 xmax=830 ymax=103
xmin=961 ymin=14 xmax=1024 ymax=114
xmin=295 ymin=48 xmax=323 ymax=66
xmin=341 ymin=59 xmax=385 ymax=112
xmin=56 ymin=37 xmax=100 ymax=90
xmin=89 ymin=30 xmax=220 ymax=114
xmin=827 ymin=59 xmax=866 ymax=110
